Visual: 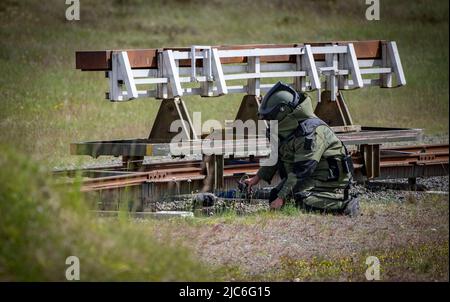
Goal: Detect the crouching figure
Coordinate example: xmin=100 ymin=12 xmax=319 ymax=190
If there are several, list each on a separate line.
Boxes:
xmin=245 ymin=82 xmax=360 ymax=217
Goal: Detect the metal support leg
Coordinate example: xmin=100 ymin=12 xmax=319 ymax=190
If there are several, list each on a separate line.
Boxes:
xmin=360 ymin=144 xmax=381 ymax=179
xmin=148 ymin=98 xmax=197 ymax=143
xmin=122 ymin=155 xmax=144 ymax=171
xmin=314 ymin=91 xmax=360 ymax=132
xmin=214 ymin=154 xmax=224 ymax=191
xmin=228 ymin=94 xmax=265 ymax=139
xmin=201 ymin=154 xmax=224 ymax=192
xmin=234 ymin=94 xmax=261 ymax=123
xmin=408 ymin=177 xmax=417 ymax=191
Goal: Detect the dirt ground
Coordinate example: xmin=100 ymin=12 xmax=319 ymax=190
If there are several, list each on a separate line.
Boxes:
xmin=143 ymin=193 xmax=449 ymax=281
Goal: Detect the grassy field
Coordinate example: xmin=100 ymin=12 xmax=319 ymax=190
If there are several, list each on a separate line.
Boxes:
xmin=144 ymin=194 xmax=449 ymax=281
xmin=1 ymin=146 xmax=448 ymax=281
xmin=0 ymin=0 xmax=448 ymax=167
xmin=0 ymin=146 xmax=219 ymax=281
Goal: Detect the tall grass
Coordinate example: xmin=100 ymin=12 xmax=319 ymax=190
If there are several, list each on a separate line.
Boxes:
xmin=0 ymin=145 xmax=215 ymax=281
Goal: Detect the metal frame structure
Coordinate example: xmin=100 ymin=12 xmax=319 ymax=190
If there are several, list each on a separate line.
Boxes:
xmin=96 ymin=41 xmax=408 ymax=149
xmin=73 ymin=40 xmax=415 ymax=184
xmin=106 ymin=42 xmax=405 ymax=102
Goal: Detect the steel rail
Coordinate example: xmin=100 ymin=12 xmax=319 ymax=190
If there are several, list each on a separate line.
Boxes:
xmin=61 ymin=144 xmax=449 ymax=192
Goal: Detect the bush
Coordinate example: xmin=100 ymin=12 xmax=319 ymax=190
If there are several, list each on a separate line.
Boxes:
xmin=0 ymin=146 xmax=213 ymax=281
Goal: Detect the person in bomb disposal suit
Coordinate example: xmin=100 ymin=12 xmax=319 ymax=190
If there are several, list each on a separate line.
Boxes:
xmin=245 ymin=82 xmax=360 ymax=217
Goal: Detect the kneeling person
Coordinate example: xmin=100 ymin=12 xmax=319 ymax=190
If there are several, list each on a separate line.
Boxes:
xmin=246 ymin=82 xmax=359 ymax=217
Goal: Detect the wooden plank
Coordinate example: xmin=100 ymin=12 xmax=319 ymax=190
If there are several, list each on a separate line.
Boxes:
xmin=351 ymin=40 xmax=382 ymax=59
xmin=76 ymin=40 xmax=384 ymax=71
xmin=75 ymin=50 xmax=109 ymax=70
xmin=76 ymin=49 xmax=158 ymax=71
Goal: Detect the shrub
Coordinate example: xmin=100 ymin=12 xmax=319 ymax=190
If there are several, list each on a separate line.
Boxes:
xmin=0 ymin=146 xmax=213 ymax=281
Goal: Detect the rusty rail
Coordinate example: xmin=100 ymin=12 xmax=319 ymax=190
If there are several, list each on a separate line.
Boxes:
xmin=57 ymin=144 xmax=448 ymax=194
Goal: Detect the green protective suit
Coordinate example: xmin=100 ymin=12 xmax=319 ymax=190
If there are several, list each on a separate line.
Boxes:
xmin=257 ymin=94 xmax=352 ymax=212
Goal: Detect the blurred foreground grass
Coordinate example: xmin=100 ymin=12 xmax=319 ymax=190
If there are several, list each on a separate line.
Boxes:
xmin=0 ymin=145 xmax=216 ymax=281
xmin=0 ymin=145 xmax=448 ymax=281
xmin=0 ymin=0 xmax=448 ymax=167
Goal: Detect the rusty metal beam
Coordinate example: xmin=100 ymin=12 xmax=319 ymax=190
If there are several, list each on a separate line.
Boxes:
xmin=70 ymin=127 xmax=423 ymax=158
xmin=76 ymin=40 xmax=383 ymax=71
xmin=59 ymin=144 xmax=449 ymax=198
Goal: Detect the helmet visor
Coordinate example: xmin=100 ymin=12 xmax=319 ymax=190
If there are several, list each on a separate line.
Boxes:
xmin=258 ymin=103 xmax=284 ymax=120
xmin=258 ymin=82 xmax=299 ymax=120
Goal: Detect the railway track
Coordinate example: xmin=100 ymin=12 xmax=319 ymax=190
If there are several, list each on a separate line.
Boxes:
xmin=57 ymin=144 xmax=449 ymax=198
xmin=66 ymin=40 xmax=448 ymax=208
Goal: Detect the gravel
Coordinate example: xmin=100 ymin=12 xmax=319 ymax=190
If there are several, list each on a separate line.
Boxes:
xmin=147 ymin=176 xmax=448 ymax=215
xmin=353 ymin=176 xmax=448 ymax=204
xmin=150 ymin=197 xmax=270 ymax=215
xmin=147 ymin=190 xmax=449 ymax=280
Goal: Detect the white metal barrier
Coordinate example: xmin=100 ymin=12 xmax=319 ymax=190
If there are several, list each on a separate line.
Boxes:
xmin=107 ymin=42 xmax=405 ymax=102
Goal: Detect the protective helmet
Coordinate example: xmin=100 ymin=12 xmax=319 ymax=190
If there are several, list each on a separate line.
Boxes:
xmin=258 ymin=81 xmax=304 ymax=121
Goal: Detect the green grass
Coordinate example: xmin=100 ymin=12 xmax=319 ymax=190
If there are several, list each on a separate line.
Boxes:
xmin=136 ymin=196 xmax=449 ymax=281
xmin=0 ymin=0 xmax=448 ymax=167
xmin=0 ymin=144 xmax=448 ymax=281
xmin=270 ymin=242 xmax=449 ymax=281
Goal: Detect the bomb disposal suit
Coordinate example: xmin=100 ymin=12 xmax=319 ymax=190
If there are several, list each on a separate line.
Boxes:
xmin=249 ymin=82 xmax=359 ymax=216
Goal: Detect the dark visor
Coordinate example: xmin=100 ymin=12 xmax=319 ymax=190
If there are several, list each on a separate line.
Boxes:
xmin=258 ymin=82 xmax=300 ymax=120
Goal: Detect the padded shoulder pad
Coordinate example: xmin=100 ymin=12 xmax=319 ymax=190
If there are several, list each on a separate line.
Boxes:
xmin=297 ymin=118 xmax=328 ymax=137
